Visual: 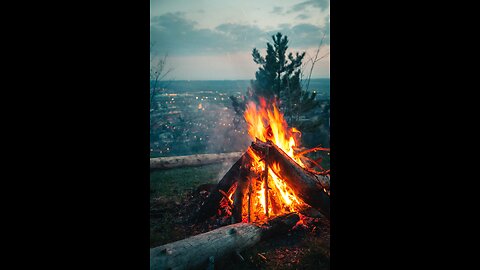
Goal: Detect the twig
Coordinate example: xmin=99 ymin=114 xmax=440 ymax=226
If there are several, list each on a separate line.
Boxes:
xmin=219 ymin=190 xmax=233 ymax=209
xmin=295 ymin=147 xmax=330 ymax=157
xmin=248 ymin=178 xmax=252 ymax=222
xmin=304 ymin=31 xmax=329 ymax=91
xmin=264 ymin=147 xmax=269 ymax=218
xmin=302 ymin=155 xmax=325 ymax=172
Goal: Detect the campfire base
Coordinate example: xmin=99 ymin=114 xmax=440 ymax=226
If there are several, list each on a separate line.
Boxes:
xmin=196 ymin=140 xmax=330 ymax=223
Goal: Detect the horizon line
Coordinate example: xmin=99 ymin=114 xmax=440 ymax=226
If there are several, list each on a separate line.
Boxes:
xmin=159 ymin=77 xmax=330 ymax=81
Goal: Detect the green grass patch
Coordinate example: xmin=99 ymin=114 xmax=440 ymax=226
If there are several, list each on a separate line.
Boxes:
xmin=150 ymin=163 xmax=227 ymax=201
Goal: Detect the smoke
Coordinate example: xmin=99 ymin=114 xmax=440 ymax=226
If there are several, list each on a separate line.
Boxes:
xmin=193 ymin=98 xmax=251 ymax=154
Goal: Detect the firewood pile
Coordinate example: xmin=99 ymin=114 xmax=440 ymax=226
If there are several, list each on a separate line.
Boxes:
xmin=151 ymin=141 xmax=330 ymax=269
xmin=150 ymin=99 xmax=330 ymax=269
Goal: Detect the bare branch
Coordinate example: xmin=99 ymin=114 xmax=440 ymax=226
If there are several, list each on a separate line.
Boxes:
xmin=150 ymin=44 xmax=174 ymax=108
xmin=159 ymin=67 xmax=174 ymax=81
xmin=302 ymin=31 xmax=328 ymax=91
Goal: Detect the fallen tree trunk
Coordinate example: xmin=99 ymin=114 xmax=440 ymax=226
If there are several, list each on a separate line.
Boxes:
xmin=150 ymin=152 xmax=243 ymax=170
xmin=195 ymin=152 xmax=251 ymax=222
xmin=151 ymin=213 xmax=299 ymax=270
xmin=251 ymin=140 xmax=330 ymax=219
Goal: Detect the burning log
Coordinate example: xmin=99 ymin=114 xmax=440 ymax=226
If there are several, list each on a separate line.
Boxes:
xmin=150 ymin=213 xmax=299 ymax=270
xmin=262 ymin=146 xmax=270 ymax=218
xmin=251 ymin=140 xmax=330 ymax=218
xmin=195 ymin=153 xmax=251 ymax=222
xmin=260 ymin=213 xmax=300 ymax=239
xmin=232 ymin=161 xmax=250 ymax=223
xmin=150 ymin=152 xmax=243 ymax=170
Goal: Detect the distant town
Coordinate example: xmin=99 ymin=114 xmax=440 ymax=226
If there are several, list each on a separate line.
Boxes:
xmin=150 ymin=79 xmax=330 ymax=157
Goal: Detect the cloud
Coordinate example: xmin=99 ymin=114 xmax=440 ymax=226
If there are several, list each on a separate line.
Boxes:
xmin=271 ymin=6 xmax=284 ymax=14
xmin=150 ymin=12 xmax=329 ymax=56
xmin=215 ymin=23 xmax=265 ymax=44
xmin=295 ymin=13 xmax=310 ymax=20
xmin=151 ymin=12 xmax=194 ymax=31
xmin=290 ymin=0 xmax=330 ymax=13
xmin=272 ymin=24 xmax=327 ymax=48
xmin=151 ymin=13 xmax=267 ymax=56
xmin=272 ymin=16 xmax=330 ymax=47
xmin=150 ymin=13 xmax=232 ymax=55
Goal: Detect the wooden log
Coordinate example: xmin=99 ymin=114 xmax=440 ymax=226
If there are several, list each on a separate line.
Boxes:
xmin=232 ymin=158 xmax=250 ymax=223
xmin=150 ymin=222 xmax=261 ymax=270
xmin=268 ymin=189 xmax=283 ymax=215
xmin=150 ymin=152 xmax=243 ymax=170
xmin=263 ymin=147 xmax=269 ymax=217
xmin=195 ymin=152 xmax=251 ymax=222
xmin=150 ymin=213 xmax=299 ymax=270
xmin=247 ymin=177 xmax=254 ymax=222
xmin=251 ymin=140 xmax=330 ymax=218
xmin=260 ymin=212 xmax=300 ymax=240
xmin=299 ymin=206 xmax=324 ymax=218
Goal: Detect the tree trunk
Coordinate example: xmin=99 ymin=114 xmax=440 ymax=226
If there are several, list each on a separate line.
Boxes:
xmin=250 ymin=140 xmax=330 ymax=218
xmin=151 ymin=213 xmax=299 ymax=270
xmin=150 ymin=152 xmax=243 ymax=170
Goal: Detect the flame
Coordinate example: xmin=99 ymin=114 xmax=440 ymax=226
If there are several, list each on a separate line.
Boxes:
xmin=257 ymin=181 xmax=267 ymax=214
xmin=244 ymin=98 xmax=304 ymax=166
xmin=240 ymin=97 xmax=306 ymax=223
xmin=269 ymin=162 xmax=302 ymax=210
xmin=228 ymin=189 xmax=234 ymax=204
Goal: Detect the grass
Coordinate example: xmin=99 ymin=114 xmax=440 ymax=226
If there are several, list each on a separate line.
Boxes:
xmin=150 ymin=163 xmax=229 ymax=201
xmin=150 ymin=162 xmax=233 ymax=247
xmin=149 ymin=152 xmax=330 ymax=201
xmin=149 ymin=159 xmax=331 ymax=255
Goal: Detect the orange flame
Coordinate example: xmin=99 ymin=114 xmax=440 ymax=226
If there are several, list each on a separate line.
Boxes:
xmin=240 ymin=97 xmax=306 ymax=223
xmin=244 ymin=98 xmax=304 ymax=166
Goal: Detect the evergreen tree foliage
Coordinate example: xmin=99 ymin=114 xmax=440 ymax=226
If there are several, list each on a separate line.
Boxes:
xmin=231 ymin=32 xmax=321 ymax=127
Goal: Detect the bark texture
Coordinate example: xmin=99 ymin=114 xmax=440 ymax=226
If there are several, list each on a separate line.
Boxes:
xmin=150 ymin=152 xmax=243 ymax=170
xmin=251 ymin=140 xmax=330 ymax=218
xmin=151 ymin=213 xmax=299 ymax=270
xmin=150 ymin=223 xmax=261 ymax=270
xmin=195 ymin=152 xmax=251 ymax=222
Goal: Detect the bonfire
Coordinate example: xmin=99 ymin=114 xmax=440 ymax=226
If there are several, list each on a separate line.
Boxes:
xmin=151 ymin=97 xmax=330 ymax=270
xmin=217 ymin=97 xmax=330 ymax=225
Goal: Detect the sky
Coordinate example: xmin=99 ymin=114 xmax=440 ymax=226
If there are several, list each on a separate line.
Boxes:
xmin=150 ymin=0 xmax=330 ymax=80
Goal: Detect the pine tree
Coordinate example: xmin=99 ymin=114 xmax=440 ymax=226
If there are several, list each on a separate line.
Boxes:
xmin=231 ymin=32 xmax=321 ymax=127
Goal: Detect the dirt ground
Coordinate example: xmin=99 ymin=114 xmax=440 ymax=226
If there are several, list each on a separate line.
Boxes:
xmin=150 ymin=184 xmax=330 ymax=270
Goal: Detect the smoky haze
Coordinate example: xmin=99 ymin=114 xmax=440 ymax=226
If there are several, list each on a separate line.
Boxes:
xmin=150 ymin=80 xmax=252 ymax=158
xmin=150 ymin=79 xmax=329 ymax=158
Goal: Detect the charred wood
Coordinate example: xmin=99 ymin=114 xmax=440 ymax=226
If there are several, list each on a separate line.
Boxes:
xmin=195 ymin=152 xmax=251 ymax=222
xmin=251 ymin=140 xmax=330 ymax=218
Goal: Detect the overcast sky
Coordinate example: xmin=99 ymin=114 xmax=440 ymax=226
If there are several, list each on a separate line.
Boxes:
xmin=150 ymin=0 xmax=330 ymax=80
